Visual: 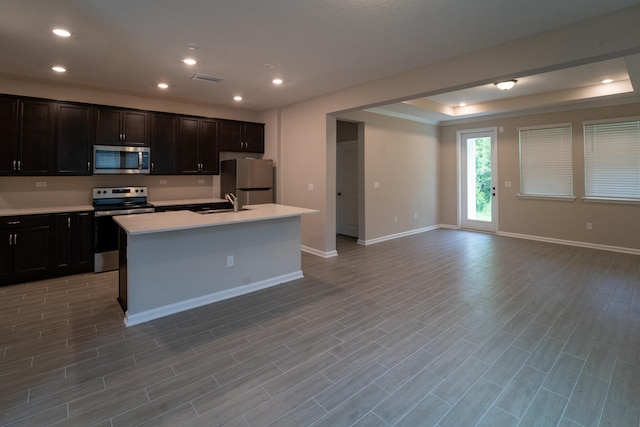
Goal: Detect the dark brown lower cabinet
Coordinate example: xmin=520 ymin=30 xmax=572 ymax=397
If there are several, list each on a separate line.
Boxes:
xmin=53 ymin=212 xmax=94 ymax=276
xmin=1 ymin=212 xmax=93 ymax=286
xmin=0 ymin=215 xmax=52 ymax=286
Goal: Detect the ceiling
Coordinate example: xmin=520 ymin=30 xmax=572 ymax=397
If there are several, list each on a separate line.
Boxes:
xmin=2 ymin=0 xmax=640 ymax=120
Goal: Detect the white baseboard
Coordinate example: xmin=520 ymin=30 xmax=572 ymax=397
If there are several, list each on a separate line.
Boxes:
xmin=124 ymin=271 xmax=304 ymax=327
xmin=358 ymin=225 xmax=440 ymax=246
xmin=438 ymin=224 xmax=460 ymax=230
xmin=496 ymin=231 xmax=640 ymax=255
xmin=301 ymin=245 xmax=338 ymax=258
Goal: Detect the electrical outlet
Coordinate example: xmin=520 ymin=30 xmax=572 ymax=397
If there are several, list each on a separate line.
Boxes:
xmin=227 ymin=255 xmax=234 ymax=267
xmin=198 ymin=179 xmax=205 ymax=184
xmin=394 ymin=216 xmax=398 ymax=223
xmin=586 ymin=223 xmax=593 ymax=231
xmin=35 ymin=181 xmax=47 ymax=188
xmin=308 ymin=183 xmax=314 ymax=191
xmin=414 ymin=212 xmax=418 ymax=219
xmin=159 ymin=179 xmax=168 ymax=185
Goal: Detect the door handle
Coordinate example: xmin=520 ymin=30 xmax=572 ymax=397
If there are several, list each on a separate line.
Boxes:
xmin=68 ymin=217 xmax=71 ymax=229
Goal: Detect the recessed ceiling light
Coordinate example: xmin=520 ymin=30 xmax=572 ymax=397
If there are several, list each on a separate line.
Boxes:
xmin=272 ymin=78 xmax=283 ymax=85
xmin=157 ymin=83 xmax=169 ymax=89
xmin=459 ymin=102 xmax=467 ymax=107
xmin=601 ymin=79 xmax=613 ymax=84
xmin=233 ymin=96 xmax=243 ymax=101
xmin=52 ymin=28 xmax=71 ymax=37
xmin=182 ymin=58 xmax=197 ymax=65
xmin=52 ymin=66 xmax=66 ymax=73
xmin=186 ymin=44 xmax=199 ymax=50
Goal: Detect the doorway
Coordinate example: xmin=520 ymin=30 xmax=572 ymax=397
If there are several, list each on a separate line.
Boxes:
xmin=336 ymin=120 xmax=361 ymax=239
xmin=337 ymin=140 xmax=359 ymax=237
xmin=459 ymin=128 xmax=497 ymax=232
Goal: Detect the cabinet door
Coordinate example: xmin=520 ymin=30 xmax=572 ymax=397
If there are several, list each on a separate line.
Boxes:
xmin=13 ymin=224 xmax=51 ymax=282
xmin=150 ymin=113 xmax=177 ymax=174
xmin=244 ymin=122 xmax=265 ymax=153
xmin=199 ymin=119 xmax=219 ymax=174
xmin=95 ymin=108 xmax=122 ymax=145
xmin=76 ymin=212 xmax=94 ymax=272
xmin=19 ymin=99 xmax=55 ymax=175
xmin=0 ymin=229 xmax=12 ymax=284
xmin=177 ymin=117 xmax=200 ymax=173
xmin=219 ymin=120 xmax=243 ymax=151
xmin=0 ymin=96 xmax=18 ymax=174
xmin=122 ymin=110 xmax=148 ymax=145
xmin=56 ymin=103 xmax=93 ymax=175
xmin=53 ymin=213 xmax=73 ymax=274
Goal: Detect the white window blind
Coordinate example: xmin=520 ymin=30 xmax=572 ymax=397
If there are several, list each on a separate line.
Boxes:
xmin=519 ymin=124 xmax=573 ymax=197
xmin=584 ymin=119 xmax=640 ymax=201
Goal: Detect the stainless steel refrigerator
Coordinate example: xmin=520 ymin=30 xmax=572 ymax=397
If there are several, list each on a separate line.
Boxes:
xmin=220 ymin=159 xmax=274 ymax=205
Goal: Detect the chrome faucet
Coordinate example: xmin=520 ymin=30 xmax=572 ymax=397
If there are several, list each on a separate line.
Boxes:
xmin=225 ymin=193 xmax=239 ymax=212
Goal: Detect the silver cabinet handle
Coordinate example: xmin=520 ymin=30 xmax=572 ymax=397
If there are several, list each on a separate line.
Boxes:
xmin=87 ymin=161 xmax=91 ymax=171
xmin=67 ymin=217 xmax=71 ymax=229
xmin=6 ymin=221 xmax=20 ymax=225
xmin=13 ymin=160 xmax=17 ymax=171
xmin=17 ymin=160 xmax=21 ymax=171
xmin=13 ymin=233 xmax=17 ymax=245
xmin=151 ymin=162 xmax=155 ymax=172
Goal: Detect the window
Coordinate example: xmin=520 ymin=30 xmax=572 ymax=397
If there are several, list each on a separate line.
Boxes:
xmin=519 ymin=123 xmax=573 ymax=198
xmin=584 ymin=118 xmax=640 ymax=201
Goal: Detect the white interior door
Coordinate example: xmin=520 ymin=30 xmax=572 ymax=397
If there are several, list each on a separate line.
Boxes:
xmin=460 ymin=129 xmax=497 ymax=232
xmin=337 ymin=141 xmax=359 ymax=237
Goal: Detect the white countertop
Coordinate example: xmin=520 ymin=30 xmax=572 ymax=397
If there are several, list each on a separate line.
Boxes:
xmin=0 ymin=199 xmax=227 ymax=217
xmin=150 ymin=198 xmax=227 ymax=207
xmin=0 ymin=205 xmax=94 ymax=217
xmin=114 ymin=203 xmax=318 ymax=235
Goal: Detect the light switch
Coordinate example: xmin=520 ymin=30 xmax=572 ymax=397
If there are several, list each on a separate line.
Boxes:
xmin=308 ymin=183 xmax=314 ymax=191
xmin=505 ymin=181 xmax=512 ymax=188
xmin=373 ymin=181 xmax=380 ymax=189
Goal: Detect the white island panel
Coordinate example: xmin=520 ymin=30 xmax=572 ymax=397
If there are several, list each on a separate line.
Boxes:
xmin=116 ymin=204 xmax=316 ymax=326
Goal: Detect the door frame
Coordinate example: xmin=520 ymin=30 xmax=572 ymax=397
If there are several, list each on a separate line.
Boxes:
xmin=457 ymin=127 xmax=498 ymax=233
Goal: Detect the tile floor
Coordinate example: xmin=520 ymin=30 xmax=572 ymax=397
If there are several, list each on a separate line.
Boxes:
xmin=1 ymin=229 xmax=639 ymax=426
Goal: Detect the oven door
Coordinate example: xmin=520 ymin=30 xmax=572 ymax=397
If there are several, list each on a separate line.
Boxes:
xmin=94 ymin=215 xmax=120 ymax=272
xmin=94 ymin=207 xmax=154 ymax=273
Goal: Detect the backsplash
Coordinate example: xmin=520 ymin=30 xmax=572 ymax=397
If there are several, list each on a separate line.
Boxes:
xmin=0 ymin=175 xmax=220 ymax=209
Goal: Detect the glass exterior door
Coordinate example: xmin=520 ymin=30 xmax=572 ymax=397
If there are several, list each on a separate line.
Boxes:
xmin=460 ymin=130 xmax=497 ymax=232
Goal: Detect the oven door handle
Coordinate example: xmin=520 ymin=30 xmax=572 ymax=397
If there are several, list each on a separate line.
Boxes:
xmin=95 ymin=207 xmax=155 ymax=217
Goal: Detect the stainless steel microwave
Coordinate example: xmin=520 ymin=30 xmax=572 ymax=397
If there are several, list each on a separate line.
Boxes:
xmin=93 ymin=145 xmax=150 ymax=174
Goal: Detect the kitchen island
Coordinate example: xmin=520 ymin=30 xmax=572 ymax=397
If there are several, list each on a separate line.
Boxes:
xmin=114 ymin=203 xmax=318 ymax=326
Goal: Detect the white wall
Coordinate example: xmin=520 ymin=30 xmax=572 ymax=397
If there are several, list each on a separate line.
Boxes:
xmin=338 ymin=111 xmax=438 ymax=243
xmin=274 ymin=5 xmax=640 ymax=255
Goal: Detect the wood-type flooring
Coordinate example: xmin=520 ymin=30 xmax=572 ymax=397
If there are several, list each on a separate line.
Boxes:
xmin=1 ymin=229 xmax=639 ymax=426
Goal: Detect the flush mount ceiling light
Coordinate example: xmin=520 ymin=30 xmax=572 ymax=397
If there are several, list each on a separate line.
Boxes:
xmin=52 ymin=28 xmax=71 ymax=37
xmin=233 ymin=95 xmax=243 ymax=101
xmin=272 ymin=78 xmax=283 ymax=85
xmin=52 ymin=66 xmax=66 ymax=73
xmin=182 ymin=58 xmax=197 ymax=65
xmin=495 ymin=79 xmax=517 ymax=90
xmin=157 ymin=83 xmax=169 ymax=89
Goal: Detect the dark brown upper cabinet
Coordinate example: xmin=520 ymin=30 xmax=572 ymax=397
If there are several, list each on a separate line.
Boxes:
xmin=177 ymin=117 xmax=219 ymax=174
xmin=56 ymin=103 xmax=94 ymax=175
xmin=149 ymin=113 xmax=177 ymax=175
xmin=0 ymin=96 xmax=56 ymax=175
xmin=95 ymin=107 xmax=148 ymax=146
xmin=219 ymin=120 xmax=264 ymax=153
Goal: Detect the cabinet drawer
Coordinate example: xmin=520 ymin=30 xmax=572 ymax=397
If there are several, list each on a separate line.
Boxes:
xmin=1 ymin=214 xmax=50 ymax=228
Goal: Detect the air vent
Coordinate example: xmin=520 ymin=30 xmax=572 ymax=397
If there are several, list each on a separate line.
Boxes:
xmin=191 ymin=73 xmax=224 ymax=84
